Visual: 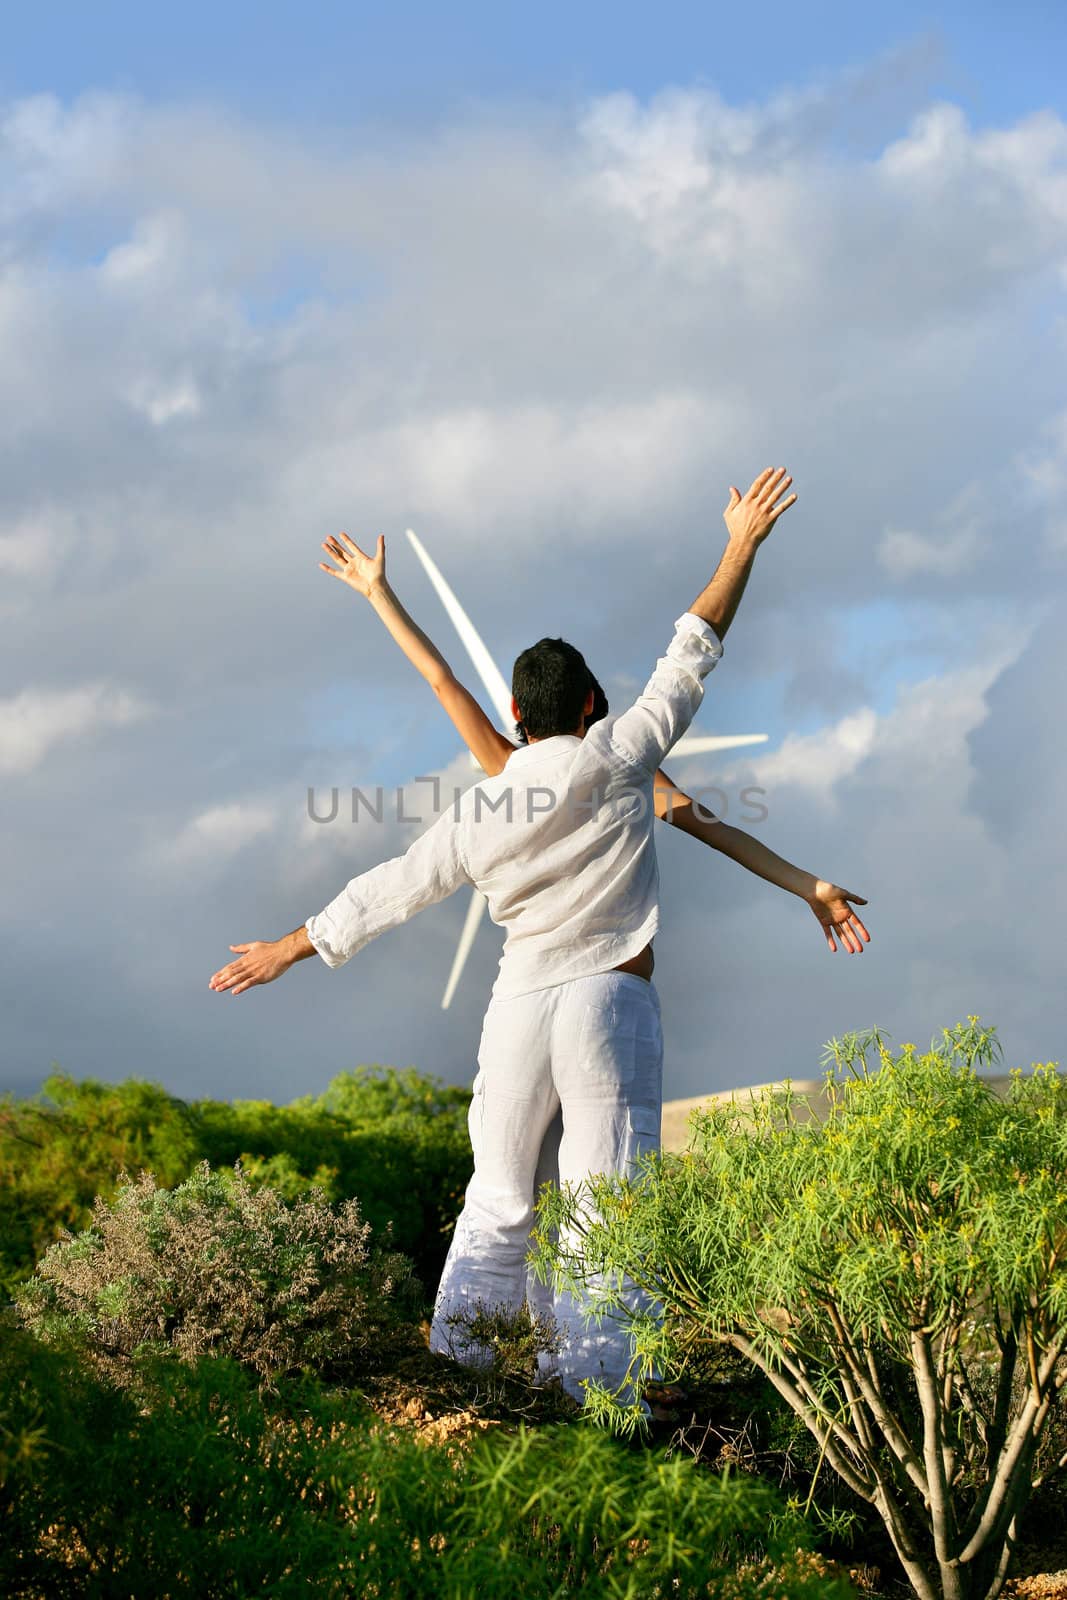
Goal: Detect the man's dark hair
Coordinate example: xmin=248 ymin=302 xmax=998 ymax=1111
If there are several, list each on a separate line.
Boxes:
xmin=512 ymin=637 xmax=593 ymax=742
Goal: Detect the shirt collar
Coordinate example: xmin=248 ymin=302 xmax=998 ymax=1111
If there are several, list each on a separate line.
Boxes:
xmin=505 ymin=734 xmax=583 ymax=769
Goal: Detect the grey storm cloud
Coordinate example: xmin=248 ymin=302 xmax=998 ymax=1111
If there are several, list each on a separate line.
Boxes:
xmin=0 ymin=65 xmax=1064 ymax=1103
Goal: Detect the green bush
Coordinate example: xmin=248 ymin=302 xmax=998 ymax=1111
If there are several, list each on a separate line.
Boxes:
xmin=0 ymin=1319 xmax=853 ymax=1599
xmin=0 ymin=1323 xmax=378 ymax=1599
xmin=16 ymin=1161 xmax=416 ymax=1385
xmin=0 ymin=1065 xmax=472 ymax=1295
xmin=194 ymin=1066 xmax=473 ymax=1287
xmin=537 ymin=1020 xmax=1067 ymax=1600
xmin=0 ymin=1072 xmax=200 ymax=1296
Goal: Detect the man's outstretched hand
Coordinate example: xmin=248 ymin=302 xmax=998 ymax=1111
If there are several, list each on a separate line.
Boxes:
xmin=319 ymin=532 xmax=386 ymax=597
xmin=209 ymin=928 xmax=314 ymax=996
xmin=723 ymin=468 xmax=797 ymax=546
xmin=806 ymin=883 xmax=871 ymax=954
xmin=690 ymin=467 xmax=797 ymax=640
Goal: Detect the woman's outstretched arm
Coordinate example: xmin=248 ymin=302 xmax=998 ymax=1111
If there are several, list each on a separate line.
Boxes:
xmin=320 ymin=532 xmax=516 ymax=778
xmin=653 ymin=767 xmax=871 ymax=954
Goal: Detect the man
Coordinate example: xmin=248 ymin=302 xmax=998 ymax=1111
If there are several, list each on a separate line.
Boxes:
xmin=209 ymin=467 xmax=797 ymax=1398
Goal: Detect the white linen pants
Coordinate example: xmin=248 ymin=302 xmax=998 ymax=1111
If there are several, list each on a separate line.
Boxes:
xmin=429 ymin=970 xmax=663 ymax=1399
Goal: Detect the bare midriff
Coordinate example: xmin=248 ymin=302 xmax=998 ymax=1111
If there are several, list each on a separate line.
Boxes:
xmin=612 ymin=942 xmax=654 ymax=982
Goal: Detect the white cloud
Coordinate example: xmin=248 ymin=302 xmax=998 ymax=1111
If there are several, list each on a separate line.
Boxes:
xmin=717 ymin=637 xmax=1022 ymax=813
xmin=0 ymin=92 xmax=128 ymax=225
xmin=159 ymin=800 xmax=279 ymax=870
xmin=877 ymin=525 xmax=982 ymax=578
xmin=99 ymin=210 xmax=186 ymax=285
xmin=877 ymin=104 xmax=1067 ymax=281
xmin=0 ymin=683 xmax=151 ymax=775
xmin=126 ymin=374 xmax=202 ymax=425
xmin=736 ymin=707 xmax=881 ymax=803
xmin=0 ymin=520 xmax=47 ymax=575
xmin=283 ymin=390 xmax=728 ymax=537
xmin=0 ymin=72 xmax=1063 ymax=1099
xmin=1017 ymin=409 xmax=1067 ymax=550
xmin=879 ymin=102 xmax=971 ymax=179
xmin=579 ymin=90 xmax=728 ymax=218
xmin=877 ymin=485 xmax=989 ymax=579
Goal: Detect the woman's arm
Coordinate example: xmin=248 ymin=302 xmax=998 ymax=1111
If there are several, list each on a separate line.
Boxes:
xmin=320 ymin=532 xmax=516 ymax=778
xmin=653 ymin=767 xmax=870 ymax=954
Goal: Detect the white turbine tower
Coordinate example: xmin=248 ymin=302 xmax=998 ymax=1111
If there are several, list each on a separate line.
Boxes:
xmin=405 ymin=529 xmax=769 ymax=1008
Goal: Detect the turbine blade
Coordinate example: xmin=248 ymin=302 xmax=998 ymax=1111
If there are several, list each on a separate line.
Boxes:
xmin=669 ymin=733 xmax=769 ymax=756
xmin=441 ymin=888 xmax=489 ymax=1010
xmin=405 ymin=529 xmax=514 ymax=729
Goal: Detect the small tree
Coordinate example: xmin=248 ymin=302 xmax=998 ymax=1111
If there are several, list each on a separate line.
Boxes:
xmin=535 ymin=1020 xmax=1067 ymax=1600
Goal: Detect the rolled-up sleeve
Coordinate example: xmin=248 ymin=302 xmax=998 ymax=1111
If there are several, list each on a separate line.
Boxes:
xmin=609 ymin=613 xmax=723 ymax=774
xmin=306 ymin=809 xmax=471 ymax=969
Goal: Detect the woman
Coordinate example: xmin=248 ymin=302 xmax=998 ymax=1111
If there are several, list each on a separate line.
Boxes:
xmin=319 ymin=530 xmax=869 ymax=1396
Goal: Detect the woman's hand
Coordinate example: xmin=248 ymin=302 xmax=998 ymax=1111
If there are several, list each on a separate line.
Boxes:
xmin=320 ymin=532 xmax=386 ymax=598
xmin=806 ymin=882 xmax=871 ymax=954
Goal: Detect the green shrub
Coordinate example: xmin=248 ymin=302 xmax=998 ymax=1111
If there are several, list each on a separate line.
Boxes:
xmin=16 ymin=1161 xmax=416 ymax=1384
xmin=439 ymin=1423 xmax=855 ymax=1599
xmin=0 ymin=1065 xmax=472 ymax=1295
xmin=0 ymin=1072 xmax=200 ymax=1296
xmin=0 ymin=1319 xmax=852 ymax=1599
xmin=193 ymin=1066 xmax=473 ymax=1288
xmin=0 ymin=1323 xmax=377 ymax=1599
xmin=537 ymin=1019 xmax=1067 ymax=1600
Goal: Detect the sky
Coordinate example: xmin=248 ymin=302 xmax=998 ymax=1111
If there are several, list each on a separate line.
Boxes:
xmin=1 ymin=3 xmax=1065 ymax=1107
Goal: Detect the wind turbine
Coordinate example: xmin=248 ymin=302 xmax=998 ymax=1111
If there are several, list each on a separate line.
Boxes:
xmin=405 ymin=528 xmax=769 ymax=1008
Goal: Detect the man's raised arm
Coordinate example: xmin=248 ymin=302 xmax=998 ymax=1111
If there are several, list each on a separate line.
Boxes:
xmin=689 ymin=467 xmax=795 ymax=640
xmin=609 ymin=467 xmax=796 ymax=775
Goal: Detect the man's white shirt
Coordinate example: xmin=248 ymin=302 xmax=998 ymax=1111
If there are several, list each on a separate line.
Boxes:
xmin=306 ymin=613 xmax=723 ymax=997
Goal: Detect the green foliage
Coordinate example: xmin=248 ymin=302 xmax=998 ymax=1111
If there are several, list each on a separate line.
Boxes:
xmin=1 ymin=1322 xmax=378 ymax=1599
xmin=0 ymin=1072 xmax=200 ymax=1296
xmin=536 ymin=1020 xmax=1066 ymax=1600
xmin=17 ymin=1161 xmax=416 ymax=1385
xmin=0 ymin=1317 xmax=852 ymax=1599
xmin=437 ymin=1298 xmax=562 ymax=1378
xmin=0 ymin=1065 xmax=471 ymax=1295
xmin=195 ymin=1067 xmax=473 ymax=1287
xmin=433 ymin=1299 xmax=565 ymax=1415
xmin=444 ymin=1424 xmax=853 ymax=1599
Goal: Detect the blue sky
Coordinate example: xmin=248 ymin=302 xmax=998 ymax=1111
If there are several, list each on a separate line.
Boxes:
xmin=4 ymin=2 xmax=1063 ymax=131
xmin=2 ymin=3 xmax=1065 ymax=1104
